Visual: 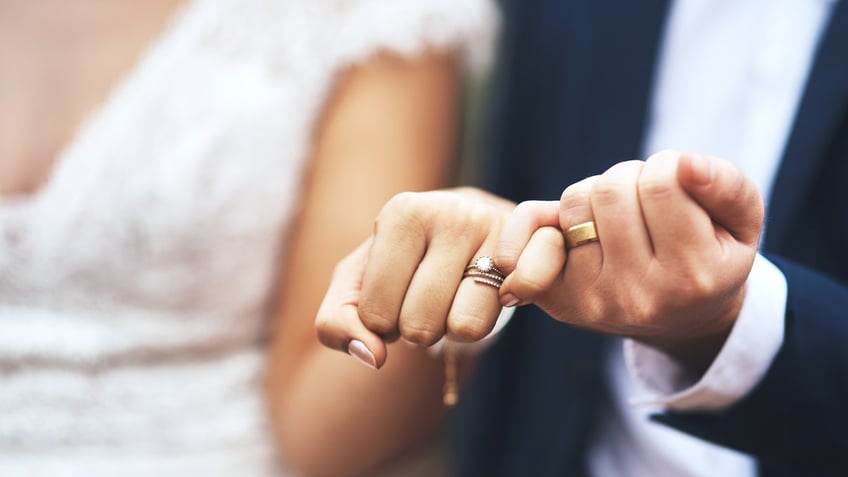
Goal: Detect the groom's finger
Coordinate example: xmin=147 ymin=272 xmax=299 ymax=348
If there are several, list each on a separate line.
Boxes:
xmin=677 ymin=152 xmax=764 ymax=247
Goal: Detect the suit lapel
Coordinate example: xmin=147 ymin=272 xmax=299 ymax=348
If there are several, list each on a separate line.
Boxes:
xmin=764 ymin=1 xmax=848 ymax=251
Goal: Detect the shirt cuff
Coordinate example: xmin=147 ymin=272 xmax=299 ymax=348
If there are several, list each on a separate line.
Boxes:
xmin=625 ymin=253 xmax=787 ymax=411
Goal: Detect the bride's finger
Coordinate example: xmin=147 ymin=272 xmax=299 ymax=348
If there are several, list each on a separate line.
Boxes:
xmin=500 ymin=226 xmax=566 ymax=306
xmin=446 ymin=242 xmax=507 ymax=343
xmin=358 ymin=193 xmax=430 ymax=341
xmin=398 ymin=232 xmax=482 ymax=346
xmin=315 ymin=239 xmax=388 ymax=369
xmin=494 ymin=200 xmax=560 ymax=275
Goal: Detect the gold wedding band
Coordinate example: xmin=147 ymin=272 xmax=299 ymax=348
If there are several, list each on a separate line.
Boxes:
xmin=564 ymin=221 xmax=599 ymax=250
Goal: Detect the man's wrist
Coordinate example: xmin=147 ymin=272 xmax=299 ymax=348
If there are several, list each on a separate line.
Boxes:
xmin=626 ymin=254 xmax=787 ymax=411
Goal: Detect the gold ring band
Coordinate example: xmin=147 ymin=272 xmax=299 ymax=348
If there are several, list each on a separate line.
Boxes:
xmin=564 ymin=221 xmax=599 ymax=249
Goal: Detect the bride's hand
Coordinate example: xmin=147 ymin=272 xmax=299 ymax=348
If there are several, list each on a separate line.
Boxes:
xmin=315 ymin=187 xmax=517 ymax=369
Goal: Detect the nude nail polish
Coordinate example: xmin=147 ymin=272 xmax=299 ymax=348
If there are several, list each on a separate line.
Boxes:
xmin=347 ymin=340 xmax=377 ymax=370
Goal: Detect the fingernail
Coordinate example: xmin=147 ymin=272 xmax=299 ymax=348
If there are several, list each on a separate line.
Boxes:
xmin=347 ymin=340 xmax=377 ymax=370
xmin=689 ymin=154 xmax=713 ymax=185
xmin=502 ymin=293 xmax=520 ymax=308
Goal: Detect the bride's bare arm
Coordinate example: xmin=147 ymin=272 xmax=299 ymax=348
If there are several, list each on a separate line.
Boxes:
xmin=265 ymin=50 xmax=459 ymax=477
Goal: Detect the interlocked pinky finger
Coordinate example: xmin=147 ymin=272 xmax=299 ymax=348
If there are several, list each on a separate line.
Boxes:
xmin=500 ymin=226 xmax=565 ymax=306
xmin=495 ymin=200 xmax=560 ymax=275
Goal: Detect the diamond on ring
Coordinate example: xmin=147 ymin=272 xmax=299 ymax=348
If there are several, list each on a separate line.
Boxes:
xmin=467 ymin=256 xmax=503 ymax=275
xmin=463 ymin=256 xmax=506 ymax=289
xmin=475 ymin=256 xmax=495 ymax=272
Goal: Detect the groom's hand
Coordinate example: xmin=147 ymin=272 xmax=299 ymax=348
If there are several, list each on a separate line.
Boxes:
xmin=496 ymin=151 xmax=764 ymax=371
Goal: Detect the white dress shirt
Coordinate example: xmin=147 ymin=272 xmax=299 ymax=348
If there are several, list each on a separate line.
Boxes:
xmin=587 ymin=0 xmax=837 ymax=476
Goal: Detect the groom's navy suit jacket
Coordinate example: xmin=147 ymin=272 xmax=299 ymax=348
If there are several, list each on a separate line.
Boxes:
xmin=452 ymin=1 xmax=848 ymax=475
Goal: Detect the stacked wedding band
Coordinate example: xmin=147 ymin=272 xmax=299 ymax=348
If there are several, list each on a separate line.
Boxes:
xmin=463 ymin=256 xmax=506 ymax=289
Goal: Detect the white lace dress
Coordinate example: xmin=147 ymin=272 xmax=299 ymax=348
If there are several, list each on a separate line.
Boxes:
xmin=0 ymin=1 xmax=495 ymax=475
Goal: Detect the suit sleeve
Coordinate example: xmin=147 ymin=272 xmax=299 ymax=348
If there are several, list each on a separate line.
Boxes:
xmin=653 ymin=255 xmax=848 ymax=472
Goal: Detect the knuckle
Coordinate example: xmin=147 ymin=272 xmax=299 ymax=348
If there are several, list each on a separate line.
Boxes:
xmin=638 ymin=175 xmax=674 ymax=201
xmin=534 ymin=226 xmax=566 ymax=258
xmin=462 ymin=201 xmax=493 ymax=230
xmin=512 ymin=200 xmax=540 ymax=216
xmin=594 ymin=297 xmax=616 ymax=322
xmin=399 ymin=321 xmax=443 ymax=346
xmin=560 ymin=178 xmax=598 ymax=226
xmin=579 ymin=294 xmax=613 ymax=330
xmin=674 ymin=268 xmax=717 ymax=298
xmin=358 ymin=303 xmax=397 ymax=336
xmin=536 ymin=225 xmax=566 ymax=244
xmin=448 ymin=312 xmax=493 ymax=342
xmin=378 ymin=192 xmax=410 ymax=221
xmin=494 ymin=242 xmax=520 ymax=265
xmin=560 ymin=181 xmax=593 ymax=210
xmin=645 ymin=149 xmax=680 ymax=164
xmin=617 ymin=159 xmax=647 ymax=170
xmin=510 ymin=269 xmax=550 ymax=299
xmin=603 ymin=160 xmax=645 ymax=179
xmin=435 ymin=196 xmax=498 ymax=242
xmin=628 ymin=297 xmax=660 ymax=326
xmin=313 ymin=317 xmax=333 ymax=342
xmin=595 ymin=295 xmax=622 ymax=324
xmin=384 ymin=191 xmax=419 ymax=212
xmin=722 ymin=170 xmax=753 ymax=206
xmin=375 ymin=191 xmax=427 ymax=233
xmin=494 ymin=250 xmax=520 ymax=275
xmin=314 ymin=315 xmax=346 ymax=350
xmin=452 ymin=186 xmax=477 ymax=196
xmin=591 ymin=176 xmax=627 ymax=207
xmin=329 ymin=260 xmax=348 ymax=280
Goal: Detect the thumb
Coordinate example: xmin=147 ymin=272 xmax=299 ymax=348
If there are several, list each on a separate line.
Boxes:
xmin=677 ymin=153 xmax=765 ymax=247
xmin=315 ymin=239 xmax=388 ymax=369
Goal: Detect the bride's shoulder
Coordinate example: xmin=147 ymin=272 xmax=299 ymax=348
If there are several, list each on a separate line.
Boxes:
xmin=322 ymin=0 xmax=499 ymax=68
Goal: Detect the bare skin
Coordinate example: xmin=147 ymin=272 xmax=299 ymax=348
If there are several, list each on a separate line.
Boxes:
xmin=0 ymin=0 xmax=182 ymax=197
xmin=266 ymin=51 xmax=463 ymax=477
xmin=494 ymin=153 xmax=763 ymax=374
xmin=2 ymin=3 xmax=465 ymax=476
xmin=316 ymin=152 xmax=764 ymax=378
